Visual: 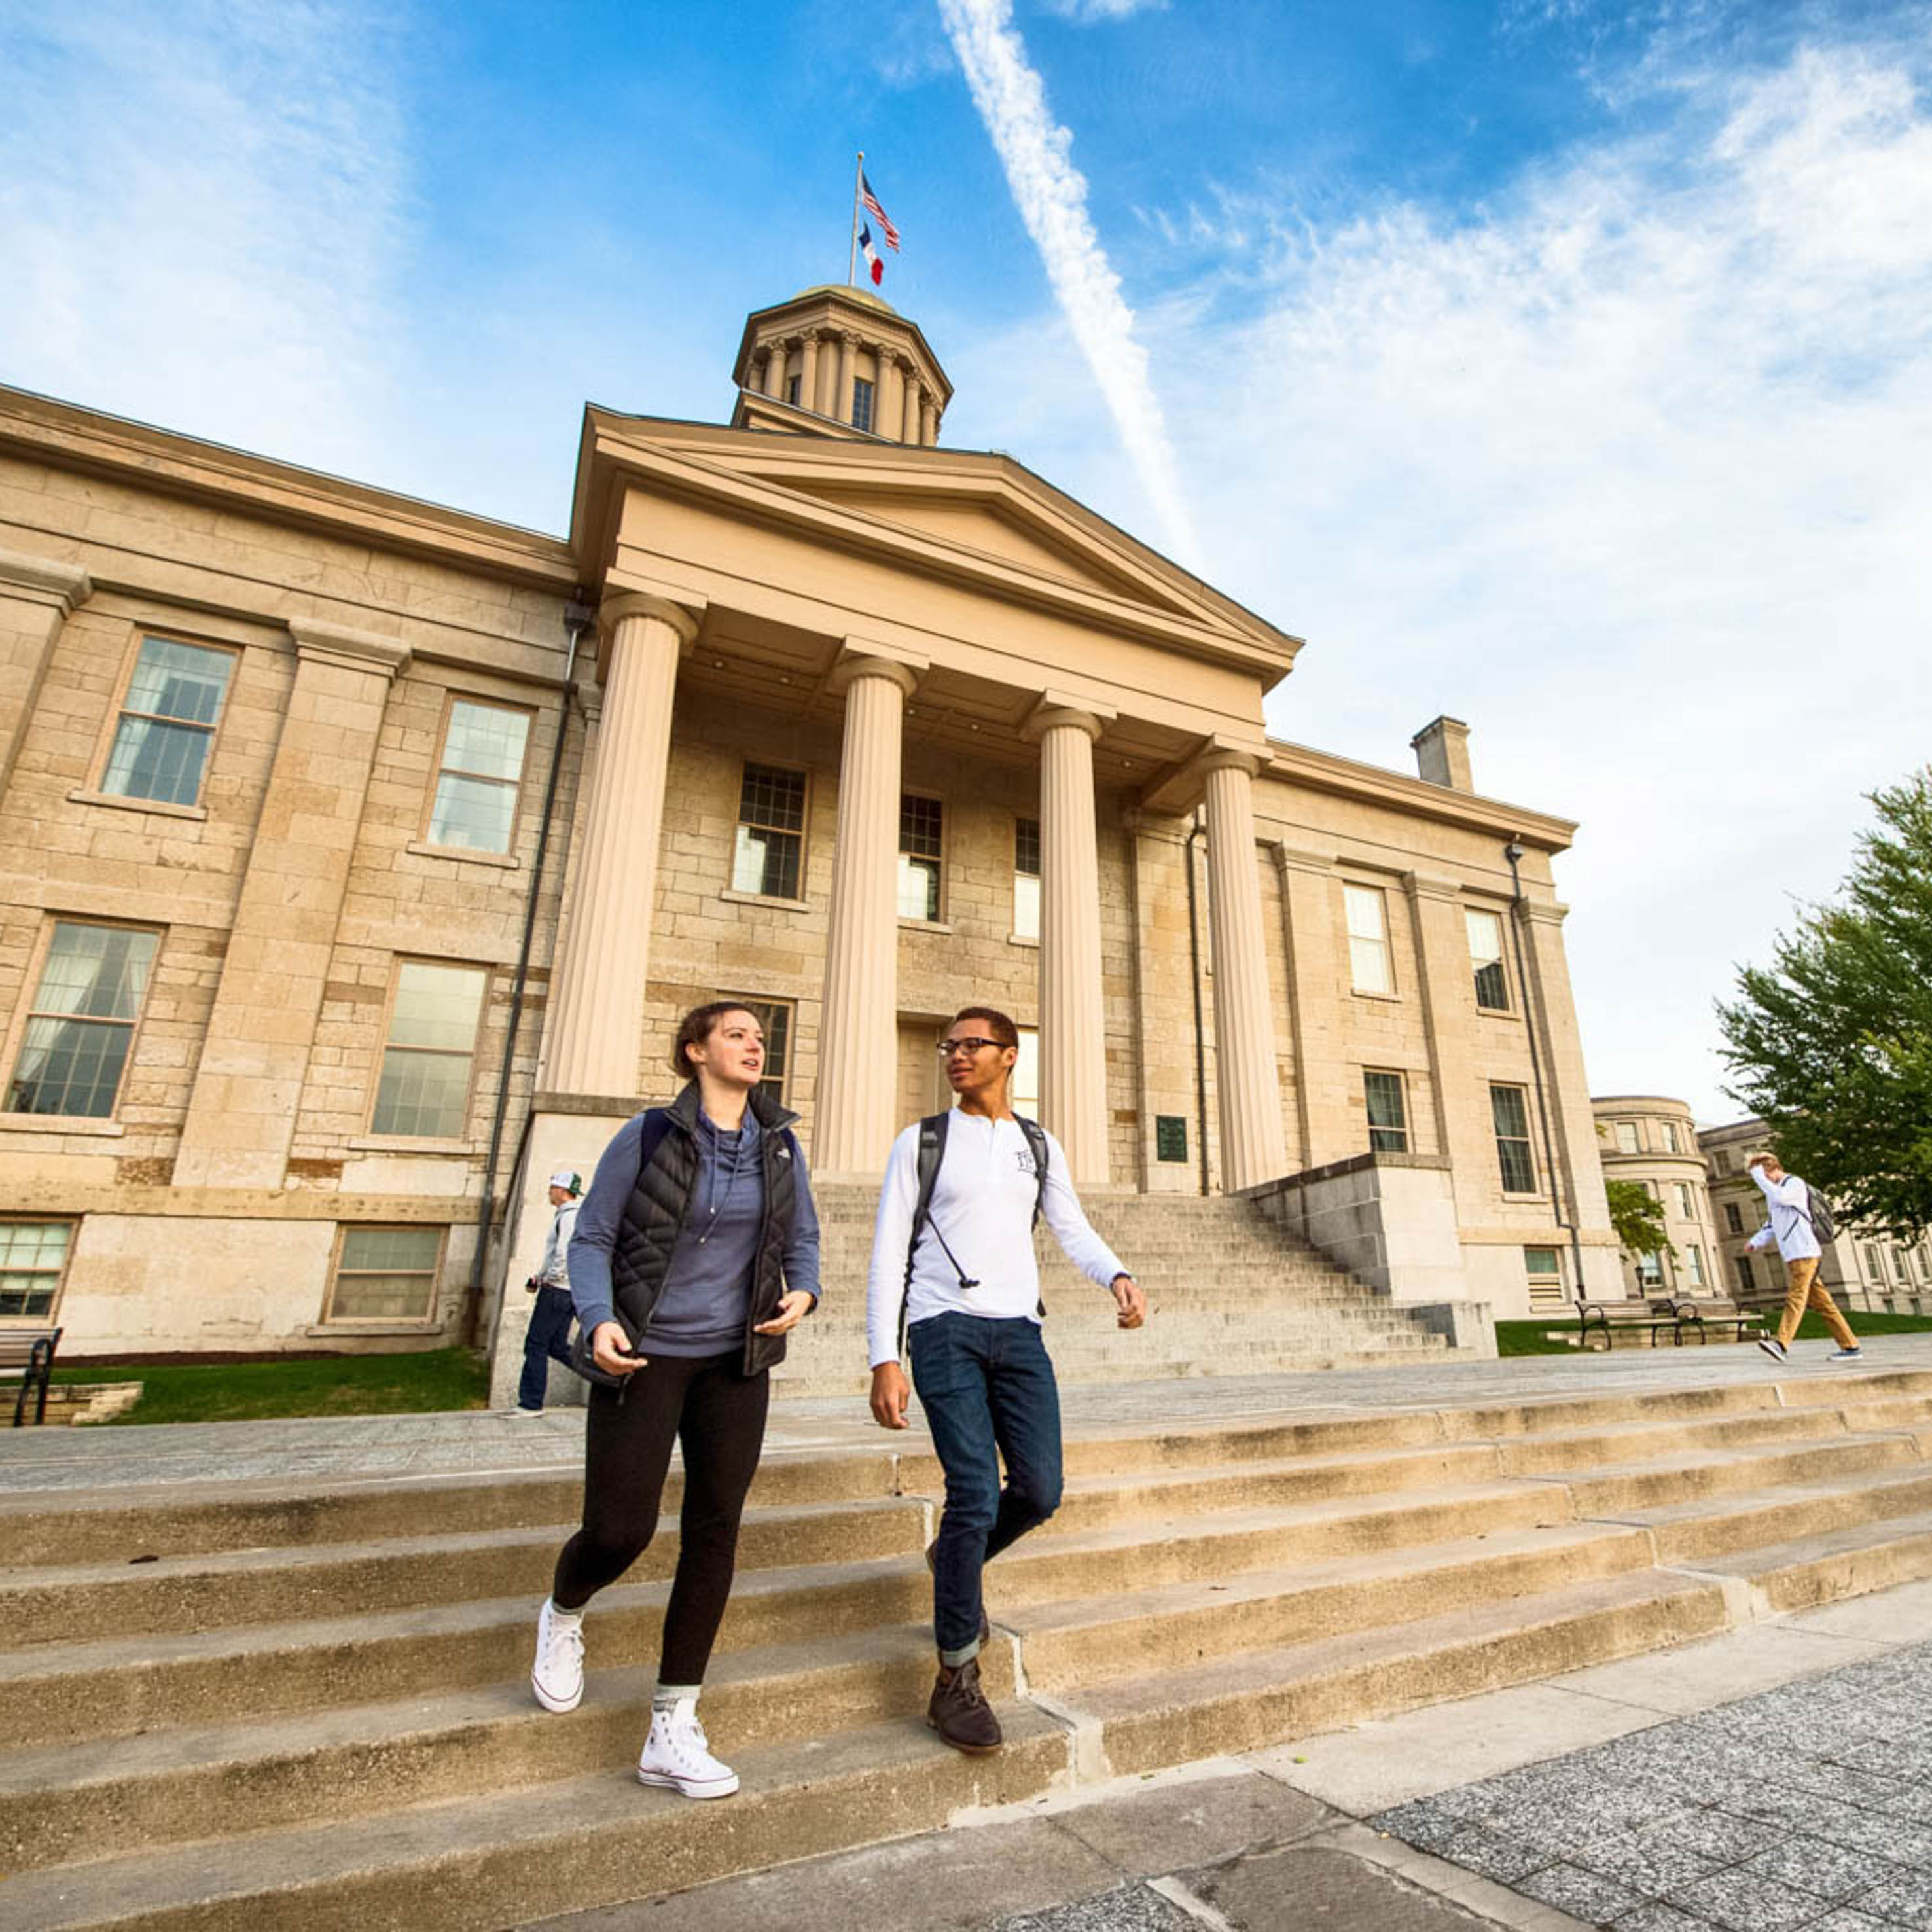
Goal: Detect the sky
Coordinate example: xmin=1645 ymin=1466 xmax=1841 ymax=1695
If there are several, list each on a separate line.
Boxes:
xmin=2 ymin=0 xmax=1927 ymax=1123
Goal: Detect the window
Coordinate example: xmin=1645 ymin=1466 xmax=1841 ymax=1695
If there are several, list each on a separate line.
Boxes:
xmin=1862 ymin=1243 xmax=1884 ymax=1282
xmin=1910 ymin=1247 xmax=1929 ymax=1285
xmin=852 ymin=376 xmax=875 ymax=433
xmin=732 ymin=763 xmax=807 ymax=899
xmin=1637 ymin=1251 xmax=1665 ymax=1289
xmin=1662 ymin=1121 xmax=1681 ymax=1153
xmin=1674 ymin=1183 xmax=1695 ymax=1220
xmin=1343 ymin=884 xmax=1391 ymax=994
xmin=785 ymin=374 xmax=801 ymax=406
xmin=100 ymin=635 xmax=236 ymax=807
xmin=326 ymin=1225 xmax=442 ymax=1323
xmin=1013 ymin=817 xmax=1041 ymax=942
xmin=427 ymin=699 xmax=531 ymax=854
xmin=1364 ymin=1070 xmax=1409 ymax=1153
xmin=370 ymin=961 xmax=487 ymax=1138
xmin=1466 ymin=908 xmax=1509 ymax=1010
xmin=1735 ymin=1253 xmax=1755 ymax=1293
xmin=1012 ymin=1026 xmax=1040 ymax=1115
xmin=7 ymin=922 xmax=158 ymax=1118
xmin=1524 ymin=1246 xmax=1563 ymax=1304
xmin=1725 ymin=1202 xmax=1744 ymax=1235
xmin=1714 ymin=1150 xmax=1732 ymax=1174
xmin=0 ymin=1221 xmax=72 ymax=1320
xmin=1490 ymin=1084 xmax=1536 ymax=1193
xmin=724 ymin=995 xmax=792 ymax=1104
xmin=1685 ymin=1243 xmax=1707 ymax=1287
xmin=898 ymin=795 xmax=943 ymax=921
xmin=1615 ymin=1121 xmax=1639 ymax=1154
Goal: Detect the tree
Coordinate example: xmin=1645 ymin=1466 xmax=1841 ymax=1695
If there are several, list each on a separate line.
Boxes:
xmin=1717 ymin=768 xmax=1932 ymax=1239
xmin=1605 ymin=1180 xmax=1668 ymax=1262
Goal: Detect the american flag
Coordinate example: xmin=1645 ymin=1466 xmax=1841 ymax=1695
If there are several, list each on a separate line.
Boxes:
xmin=860 ymin=170 xmax=901 ymax=251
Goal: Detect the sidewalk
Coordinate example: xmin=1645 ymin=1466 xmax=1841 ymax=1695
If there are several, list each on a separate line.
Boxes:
xmin=7 ymin=1334 xmax=1927 ymax=1495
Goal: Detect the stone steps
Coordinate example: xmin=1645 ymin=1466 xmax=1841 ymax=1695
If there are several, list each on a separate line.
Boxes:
xmin=7 ymin=1369 xmax=1932 ymax=1927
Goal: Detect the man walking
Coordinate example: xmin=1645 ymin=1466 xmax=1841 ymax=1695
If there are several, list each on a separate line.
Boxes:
xmin=515 ymin=1170 xmax=585 ymax=1415
xmin=866 ymin=1006 xmax=1147 ymax=1754
xmin=1749 ymin=1153 xmax=1862 ymax=1364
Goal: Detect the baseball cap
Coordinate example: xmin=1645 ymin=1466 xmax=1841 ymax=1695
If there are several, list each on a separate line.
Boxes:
xmin=548 ymin=1170 xmax=583 ymax=1195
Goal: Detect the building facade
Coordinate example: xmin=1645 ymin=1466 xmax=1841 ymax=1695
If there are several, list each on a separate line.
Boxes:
xmin=1590 ymin=1096 xmax=1724 ymax=1300
xmin=0 ymin=285 xmax=1621 ymax=1363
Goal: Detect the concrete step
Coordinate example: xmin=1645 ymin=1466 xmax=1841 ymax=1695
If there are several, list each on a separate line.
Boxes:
xmin=1559 ymin=1431 xmax=1921 ymax=1514
xmin=1692 ymin=1503 xmax=1932 ymax=1611
xmin=1611 ymin=1463 xmax=1932 ymax=1563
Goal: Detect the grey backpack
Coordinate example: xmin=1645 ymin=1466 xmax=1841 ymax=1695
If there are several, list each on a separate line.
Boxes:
xmin=1798 ymin=1182 xmax=1838 ymax=1243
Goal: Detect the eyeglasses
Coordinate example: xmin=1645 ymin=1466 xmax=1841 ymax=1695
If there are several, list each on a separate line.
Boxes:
xmin=936 ymin=1037 xmax=1005 ymax=1058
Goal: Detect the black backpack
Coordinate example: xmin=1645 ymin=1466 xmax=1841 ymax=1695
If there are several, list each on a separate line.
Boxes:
xmin=1797 ymin=1181 xmax=1839 ymax=1243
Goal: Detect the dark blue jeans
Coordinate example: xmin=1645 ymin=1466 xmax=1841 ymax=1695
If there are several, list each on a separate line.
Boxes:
xmin=908 ymin=1312 xmax=1064 ymax=1663
xmin=518 ymin=1286 xmax=577 ymax=1410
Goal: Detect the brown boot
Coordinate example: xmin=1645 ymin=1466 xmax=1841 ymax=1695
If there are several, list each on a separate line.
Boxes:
xmin=925 ymin=1541 xmax=990 ymax=1646
xmin=928 ymin=1656 xmax=1002 ymax=1755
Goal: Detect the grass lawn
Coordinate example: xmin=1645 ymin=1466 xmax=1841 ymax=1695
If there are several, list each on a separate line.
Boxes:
xmin=50 ymin=1348 xmax=490 ymax=1425
xmin=1497 ymin=1308 xmax=1932 ymax=1358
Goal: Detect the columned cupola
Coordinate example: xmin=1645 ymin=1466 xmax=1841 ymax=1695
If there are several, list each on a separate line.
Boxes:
xmin=730 ymin=284 xmax=953 ymax=446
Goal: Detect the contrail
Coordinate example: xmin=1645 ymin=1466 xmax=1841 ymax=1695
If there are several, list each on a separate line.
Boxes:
xmin=937 ymin=0 xmax=1202 ymax=565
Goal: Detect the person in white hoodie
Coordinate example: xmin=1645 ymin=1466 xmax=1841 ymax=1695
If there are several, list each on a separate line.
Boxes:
xmin=1748 ymin=1153 xmax=1862 ymax=1364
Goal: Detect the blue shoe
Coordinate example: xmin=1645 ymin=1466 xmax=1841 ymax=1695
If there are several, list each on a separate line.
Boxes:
xmin=1829 ymin=1346 xmax=1863 ymax=1363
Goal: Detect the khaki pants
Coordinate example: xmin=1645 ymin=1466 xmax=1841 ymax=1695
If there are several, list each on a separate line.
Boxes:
xmin=1777 ymin=1255 xmax=1858 ymax=1350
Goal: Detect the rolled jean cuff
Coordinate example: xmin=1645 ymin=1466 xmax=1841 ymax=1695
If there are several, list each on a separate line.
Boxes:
xmin=939 ymin=1636 xmax=982 ymax=1668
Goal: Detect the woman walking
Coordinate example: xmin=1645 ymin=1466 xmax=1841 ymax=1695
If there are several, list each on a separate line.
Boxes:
xmin=529 ymin=1002 xmax=820 ymax=1798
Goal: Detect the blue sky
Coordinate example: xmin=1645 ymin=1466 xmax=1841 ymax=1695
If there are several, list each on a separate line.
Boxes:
xmin=3 ymin=0 xmax=1929 ymax=1120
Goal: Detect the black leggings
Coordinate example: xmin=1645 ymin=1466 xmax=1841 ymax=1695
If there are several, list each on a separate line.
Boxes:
xmin=550 ymin=1350 xmax=770 ymax=1685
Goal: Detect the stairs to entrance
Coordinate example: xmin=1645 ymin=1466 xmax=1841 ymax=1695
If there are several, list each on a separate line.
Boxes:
xmin=769 ymin=1186 xmax=1468 ymax=1397
xmin=5 ymin=1367 xmax=1932 ymax=1928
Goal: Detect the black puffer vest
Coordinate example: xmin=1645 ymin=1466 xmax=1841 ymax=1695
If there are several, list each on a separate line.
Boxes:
xmin=609 ymin=1081 xmax=802 ymax=1376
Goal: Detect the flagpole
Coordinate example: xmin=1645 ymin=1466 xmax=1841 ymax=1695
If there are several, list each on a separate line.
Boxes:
xmin=848 ymin=151 xmax=863 ymax=287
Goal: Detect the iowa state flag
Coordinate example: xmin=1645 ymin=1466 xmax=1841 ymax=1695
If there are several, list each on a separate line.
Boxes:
xmin=858 ymin=223 xmax=885 ymax=285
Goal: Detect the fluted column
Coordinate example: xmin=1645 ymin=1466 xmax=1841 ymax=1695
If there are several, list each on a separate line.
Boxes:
xmin=921 ymin=397 xmax=940 ymax=445
xmin=901 ymin=374 xmax=923 ymax=445
xmin=834 ymin=331 xmax=857 ymax=426
xmin=815 ymin=650 xmax=923 ymax=1175
xmin=882 ymin=357 xmax=904 ymax=444
xmin=1202 ymin=751 xmax=1287 ymax=1191
xmin=800 ymin=334 xmax=821 ymax=417
xmin=763 ymin=341 xmax=788 ymax=399
xmin=1027 ymin=705 xmax=1111 ymax=1184
xmin=545 ymin=594 xmax=695 ymax=1096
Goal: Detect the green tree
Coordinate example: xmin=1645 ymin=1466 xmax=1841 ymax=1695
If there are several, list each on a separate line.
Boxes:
xmin=1605 ymin=1179 xmax=1668 ymax=1261
xmin=1717 ymin=769 xmax=1932 ymax=1238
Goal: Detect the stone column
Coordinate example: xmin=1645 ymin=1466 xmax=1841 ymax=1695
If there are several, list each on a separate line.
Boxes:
xmin=544 ymin=593 xmax=696 ymax=1097
xmin=815 ymin=648 xmax=923 ymax=1177
xmin=764 ymin=340 xmax=789 ymax=399
xmin=922 ymin=397 xmax=940 ymax=446
xmin=0 ymin=548 xmax=92 ymax=796
xmin=834 ymin=331 xmax=857 ymax=426
xmin=800 ymin=334 xmax=821 ymax=417
xmin=1202 ymin=751 xmax=1286 ymax=1192
xmin=1273 ymin=844 xmax=1351 ymax=1170
xmin=1026 ymin=704 xmax=1111 ymax=1185
xmin=173 ymin=620 xmax=410 ymax=1189
xmin=881 ymin=357 xmax=904 ymax=444
xmin=1403 ymin=870 xmax=1492 ymax=1225
xmin=901 ymin=375 xmax=923 ymax=446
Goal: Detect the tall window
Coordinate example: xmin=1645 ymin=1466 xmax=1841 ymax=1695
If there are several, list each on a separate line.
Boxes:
xmin=1735 ymin=1254 xmax=1755 ymax=1293
xmin=1490 ymin=1084 xmax=1536 ymax=1193
xmin=1466 ymin=908 xmax=1509 ymax=1010
xmin=1714 ymin=1150 xmax=1732 ymax=1174
xmin=427 ymin=700 xmax=531 ymax=853
xmin=370 ymin=961 xmax=486 ymax=1137
xmin=1662 ymin=1120 xmax=1681 ymax=1152
xmin=1637 ymin=1252 xmax=1665 ymax=1289
xmin=1615 ymin=1120 xmax=1639 ymax=1153
xmin=326 ymin=1225 xmax=443 ymax=1323
xmin=1674 ymin=1182 xmax=1695 ymax=1219
xmin=7 ymin=923 xmax=158 ymax=1118
xmin=732 ymin=763 xmax=807 ymax=899
xmin=1014 ymin=817 xmax=1041 ymax=942
xmin=101 ymin=637 xmax=235 ymax=806
xmin=1524 ymin=1246 xmax=1563 ymax=1304
xmin=1364 ymin=1070 xmax=1409 ymax=1153
xmin=785 ymin=374 xmax=801 ymax=406
xmin=1863 ymin=1243 xmax=1884 ymax=1281
xmin=1725 ymin=1202 xmax=1744 ymax=1234
xmin=898 ymin=795 xmax=943 ymax=921
xmin=1343 ymin=884 xmax=1391 ymax=994
xmin=0 ymin=1221 xmax=72 ymax=1320
xmin=724 ymin=995 xmax=792 ymax=1104
xmin=851 ymin=376 xmax=875 ymax=433
xmin=1685 ymin=1243 xmax=1707 ymax=1287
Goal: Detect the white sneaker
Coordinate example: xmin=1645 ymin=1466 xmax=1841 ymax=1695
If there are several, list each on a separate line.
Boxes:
xmin=511 ymin=1406 xmax=544 ymax=1420
xmin=1829 ymin=1346 xmax=1864 ymax=1362
xmin=637 ymin=1697 xmax=739 ymax=1798
xmin=531 ymin=1600 xmax=584 ymax=1713
xmin=1756 ymin=1336 xmax=1787 ymax=1363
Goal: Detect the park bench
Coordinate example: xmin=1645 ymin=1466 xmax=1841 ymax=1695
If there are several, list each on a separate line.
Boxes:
xmin=1670 ymin=1298 xmax=1763 ymax=1345
xmin=1576 ymin=1298 xmax=1679 ymax=1348
xmin=1 ymin=1325 xmax=62 ymax=1426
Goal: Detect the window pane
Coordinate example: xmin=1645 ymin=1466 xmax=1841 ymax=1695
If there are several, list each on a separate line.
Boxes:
xmin=340 ymin=1225 xmax=441 ymax=1272
xmin=1725 ymin=1202 xmax=1743 ymax=1233
xmin=1344 ymin=886 xmax=1389 ymax=993
xmin=442 ymin=702 xmax=529 ymax=782
xmin=1013 ymin=872 xmax=1040 ymax=942
xmin=125 ymin=638 xmax=233 ymax=726
xmin=331 ymin=1227 xmax=440 ymax=1321
xmin=726 ymin=997 xmax=791 ymax=1102
xmin=1735 ymin=1254 xmax=1755 ymax=1292
xmin=1616 ymin=1122 xmax=1639 ymax=1153
xmin=0 ymin=1222 xmax=70 ymax=1270
xmin=1524 ymin=1246 xmax=1560 ymax=1278
xmin=1638 ymin=1252 xmax=1664 ymax=1287
xmin=732 ymin=824 xmax=801 ymax=898
xmin=1467 ymin=909 xmax=1507 ymax=1009
xmin=899 ymin=795 xmax=942 ymax=859
xmin=1365 ymin=1071 xmax=1408 ymax=1152
xmin=740 ymin=765 xmax=806 ymax=834
xmin=1012 ymin=1026 xmax=1040 ymax=1114
xmin=372 ymin=1048 xmax=473 ymax=1137
xmin=9 ymin=1016 xmax=134 ymax=1117
xmin=1662 ymin=1122 xmax=1680 ymax=1151
xmin=1491 ymin=1085 xmax=1535 ymax=1192
xmin=429 ymin=772 xmax=518 ymax=852
xmin=897 ymin=854 xmax=940 ymax=922
xmin=388 ymin=963 xmax=486 ymax=1052
xmin=1685 ymin=1244 xmax=1706 ymax=1285
xmin=1344 ymin=885 xmax=1384 ymax=942
xmin=1015 ymin=819 xmax=1041 ymax=877
xmin=101 ymin=715 xmax=213 ymax=806
xmin=33 ymin=925 xmax=157 ymax=1020
xmin=0 ymin=1281 xmax=57 ymax=1318
xmin=1348 ymin=937 xmax=1391 ymax=995
xmin=852 ymin=376 xmax=874 ymax=433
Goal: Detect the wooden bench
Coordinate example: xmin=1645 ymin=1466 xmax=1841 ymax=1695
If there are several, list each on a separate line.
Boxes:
xmin=1670 ymin=1298 xmax=1762 ymax=1345
xmin=1577 ymin=1298 xmax=1680 ymax=1348
xmin=1 ymin=1325 xmax=63 ymax=1427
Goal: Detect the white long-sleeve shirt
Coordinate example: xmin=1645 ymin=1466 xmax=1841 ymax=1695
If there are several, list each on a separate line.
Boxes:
xmin=865 ymin=1112 xmax=1129 ymax=1368
xmin=1746 ymin=1169 xmax=1822 ymax=1263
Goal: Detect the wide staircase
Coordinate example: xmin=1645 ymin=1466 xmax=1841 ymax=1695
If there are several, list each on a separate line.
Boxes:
xmin=768 ymin=1186 xmax=1465 ymax=1397
xmin=5 ymin=1368 xmax=1932 ymax=1926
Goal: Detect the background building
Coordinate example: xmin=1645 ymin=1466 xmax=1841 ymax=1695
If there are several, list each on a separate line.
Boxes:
xmin=0 ymin=284 xmax=1623 ymax=1376
xmin=1591 ymin=1096 xmax=1723 ymax=1300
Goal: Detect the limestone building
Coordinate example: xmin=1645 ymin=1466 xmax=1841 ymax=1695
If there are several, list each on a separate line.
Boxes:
xmin=1589 ymin=1096 xmax=1724 ymax=1300
xmin=0 ymin=283 xmax=1622 ymax=1368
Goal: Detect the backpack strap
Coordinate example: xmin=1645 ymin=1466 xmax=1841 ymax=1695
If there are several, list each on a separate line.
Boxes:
xmin=900 ymin=1112 xmax=951 ymax=1361
xmin=1014 ymin=1115 xmax=1048 ymax=1228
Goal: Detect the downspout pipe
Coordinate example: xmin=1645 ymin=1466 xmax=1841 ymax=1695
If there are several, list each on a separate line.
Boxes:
xmin=1185 ymin=812 xmax=1211 ymax=1198
xmin=462 ymin=599 xmax=593 ymax=1349
xmin=1504 ymin=839 xmax=1588 ymax=1310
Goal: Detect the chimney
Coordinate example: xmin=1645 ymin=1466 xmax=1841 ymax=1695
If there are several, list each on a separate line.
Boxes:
xmin=1411 ymin=716 xmax=1472 ymax=791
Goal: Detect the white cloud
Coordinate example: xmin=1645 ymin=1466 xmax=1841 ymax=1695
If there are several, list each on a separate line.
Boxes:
xmin=1037 ymin=0 xmax=1168 ymax=21
xmin=0 ymin=0 xmax=410 ymax=476
xmin=1126 ymin=40 xmax=1932 ymax=1118
xmin=937 ymin=0 xmax=1200 ymax=562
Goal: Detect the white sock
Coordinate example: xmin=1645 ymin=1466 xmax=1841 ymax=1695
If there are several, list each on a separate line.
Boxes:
xmin=546 ymin=1600 xmax=584 ymax=1628
xmin=653 ymin=1681 xmax=700 ymax=1715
